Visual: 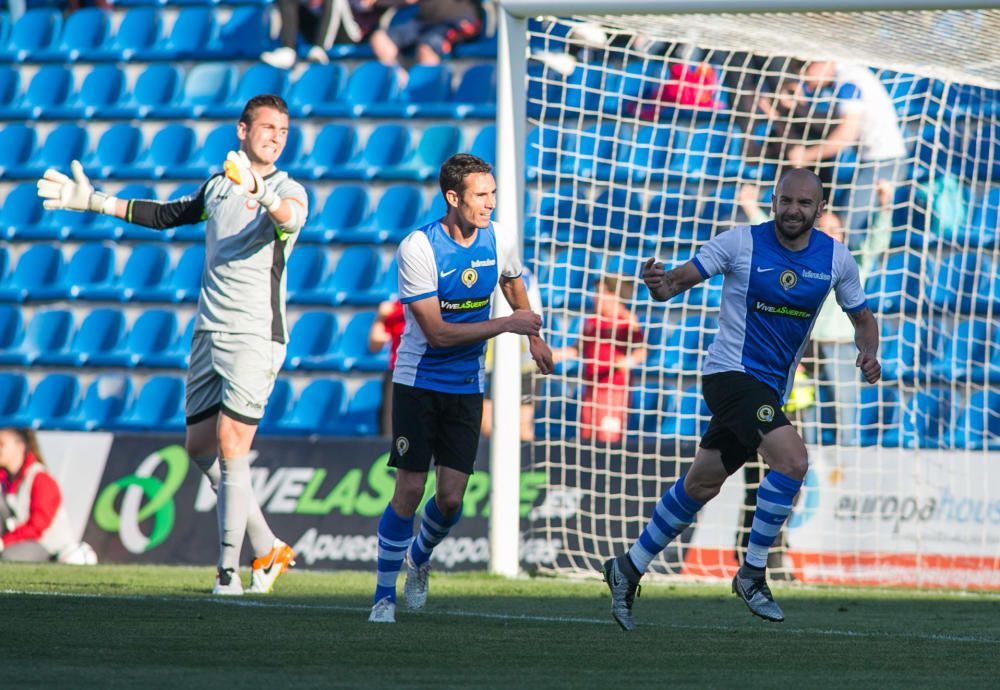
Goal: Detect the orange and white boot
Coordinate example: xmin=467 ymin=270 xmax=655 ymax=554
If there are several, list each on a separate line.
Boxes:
xmin=248 ymin=539 xmax=296 ymax=594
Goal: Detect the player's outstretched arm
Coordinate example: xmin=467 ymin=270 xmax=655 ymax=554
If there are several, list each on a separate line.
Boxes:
xmin=408 ymin=296 xmax=540 ymax=350
xmin=224 ymin=150 xmax=304 ymax=235
xmin=642 ymin=258 xmax=704 ymax=302
xmin=36 ymin=161 xmax=125 ymax=218
xmin=849 ymin=306 xmax=881 ymax=384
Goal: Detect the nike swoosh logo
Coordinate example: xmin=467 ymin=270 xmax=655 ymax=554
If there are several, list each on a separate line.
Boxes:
xmin=756 ymin=267 xmax=775 ymax=273
xmin=440 ymin=269 xmax=457 ymax=278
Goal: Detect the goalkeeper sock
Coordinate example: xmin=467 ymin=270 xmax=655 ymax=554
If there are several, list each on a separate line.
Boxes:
xmin=745 ymin=470 xmax=801 ymax=569
xmin=409 ymin=497 xmax=461 ymax=567
xmin=217 ymin=454 xmax=252 ymax=573
xmin=193 ymin=455 xmax=276 ymax=558
xmin=374 ymin=504 xmax=413 ymax=604
xmin=628 ymin=475 xmax=703 ymax=573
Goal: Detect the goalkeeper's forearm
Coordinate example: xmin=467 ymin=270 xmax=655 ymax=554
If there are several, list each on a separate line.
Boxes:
xmin=264 ymin=196 xmax=305 ymax=236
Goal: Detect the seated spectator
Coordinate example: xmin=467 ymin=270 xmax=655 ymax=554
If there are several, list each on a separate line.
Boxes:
xmin=0 ymin=428 xmax=96 ymax=564
xmin=369 ymin=0 xmax=483 ymax=87
xmin=554 ymin=274 xmax=646 ymax=445
xmin=368 ymin=299 xmax=405 ymax=437
xmin=261 ymin=0 xmax=336 ymax=69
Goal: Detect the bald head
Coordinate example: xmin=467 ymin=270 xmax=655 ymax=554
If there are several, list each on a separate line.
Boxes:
xmin=775 ymin=167 xmax=824 ymax=201
xmin=772 ymin=168 xmax=826 ymax=243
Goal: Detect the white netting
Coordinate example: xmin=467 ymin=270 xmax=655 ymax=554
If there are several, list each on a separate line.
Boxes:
xmin=522 ymin=9 xmax=1000 ymax=589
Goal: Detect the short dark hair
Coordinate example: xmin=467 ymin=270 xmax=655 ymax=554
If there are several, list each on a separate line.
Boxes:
xmin=439 ymin=153 xmax=493 ymax=198
xmin=239 ymin=94 xmax=289 ymax=127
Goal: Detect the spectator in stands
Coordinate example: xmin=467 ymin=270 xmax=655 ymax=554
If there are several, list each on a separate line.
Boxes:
xmin=553 ymin=274 xmax=646 ymax=445
xmin=787 ymin=61 xmax=906 ymax=244
xmin=0 ymin=427 xmax=95 ymax=564
xmin=260 ymin=0 xmax=336 ymax=69
xmin=368 ymin=298 xmax=406 ymax=436
xmin=368 ymin=0 xmax=482 ymax=87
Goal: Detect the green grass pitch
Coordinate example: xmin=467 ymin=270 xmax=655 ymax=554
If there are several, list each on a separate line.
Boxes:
xmin=2 ymin=563 xmax=998 ymax=688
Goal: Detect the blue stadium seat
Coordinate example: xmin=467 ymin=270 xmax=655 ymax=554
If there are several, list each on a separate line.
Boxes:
xmin=900 ymin=389 xmax=954 ymax=449
xmin=39 ymin=308 xmax=125 ymax=367
xmin=85 ymin=124 xmax=144 ymax=180
xmin=468 ymin=124 xmax=496 ymax=166
xmin=0 ymin=66 xmax=20 ymax=116
xmin=154 ymin=7 xmax=217 ymax=61
xmin=272 ymin=379 xmax=345 ymax=435
xmin=0 ymin=373 xmax=30 ymax=426
xmin=865 ymin=251 xmax=923 ymax=314
xmin=277 ymin=126 xmax=304 ymax=170
xmin=325 ymin=246 xmax=381 ymax=305
xmin=382 ymin=124 xmax=463 ymax=181
xmin=118 ymin=245 xmax=170 ymax=301
xmin=326 ymin=62 xmax=398 ymax=118
xmin=365 ymin=185 xmax=423 ymax=244
xmin=929 ymin=318 xmax=992 ymax=382
xmin=538 ymin=248 xmax=595 ymax=310
xmin=526 ymin=185 xmax=577 ymax=244
xmin=288 ymin=63 xmax=345 ymax=118
xmin=284 ymin=245 xmax=330 ymax=305
xmin=176 ymin=123 xmax=237 ymax=180
xmin=0 ymin=305 xmax=24 ymax=359
xmin=75 ymin=183 xmax=154 ymax=241
xmin=119 ymin=64 xmax=181 ymax=119
xmin=215 ymin=6 xmax=269 ymax=59
xmin=880 ymin=319 xmax=922 ymax=383
xmin=0 ymin=310 xmax=74 ymax=366
xmin=117 ymin=123 xmax=196 ymax=179
xmin=155 ymin=63 xmax=235 ymax=118
xmin=583 ymin=187 xmax=644 ymax=248
xmin=0 ymin=9 xmax=62 ymax=62
xmin=353 ymin=256 xmax=398 ymax=306
xmin=450 ymin=64 xmax=496 ymax=119
xmin=629 ymin=382 xmax=674 ymax=435
xmin=206 ymin=63 xmax=287 ymax=118
xmin=525 ymin=126 xmax=565 ymax=181
xmin=0 ymin=124 xmax=36 ymax=179
xmin=142 ymin=316 xmax=194 ymax=370
xmin=1 ymin=182 xmax=59 ymax=241
xmin=331 ymin=124 xmax=412 ymax=180
xmin=46 ymin=64 xmax=125 ymax=120
xmin=0 ymin=244 xmax=65 ymax=302
xmin=161 ymin=183 xmax=208 ymax=242
xmin=643 ymin=191 xmax=701 ymax=248
xmin=61 ymin=243 xmax=116 ymax=301
xmin=137 ymin=244 xmax=204 ymax=303
xmin=7 ymin=123 xmax=89 ymax=181
xmin=857 ymin=385 xmax=901 ymax=447
xmin=289 ymin=123 xmax=358 ymax=180
xmin=417 ymin=189 xmax=448 ymax=228
xmin=660 ymin=385 xmax=711 ymax=438
xmin=95 ymin=7 xmax=161 ymax=62
xmin=928 ymin=252 xmax=981 ymax=313
xmin=259 ymin=378 xmax=294 ymax=435
xmin=36 ymin=7 xmax=110 ymax=62
xmin=651 ymin=315 xmax=716 ymax=374
xmin=328 ymin=311 xmax=387 ymax=372
xmin=63 ymin=374 xmax=134 ymax=432
xmin=953 ymin=390 xmax=1000 ymax=450
xmin=971 ymin=255 xmax=1000 ymax=317
xmin=91 ymin=309 xmax=179 ymax=368
xmin=285 ymin=311 xmax=339 ymax=370
xmin=329 ymin=380 xmax=382 ymax=436
xmin=114 ymin=375 xmax=185 ymax=432
xmin=0 ymin=64 xmax=73 ymax=121
xmin=310 ymin=185 xmax=371 ymax=244
xmin=366 ymin=64 xmax=452 ymax=118
xmin=20 ymin=373 xmax=81 ymax=430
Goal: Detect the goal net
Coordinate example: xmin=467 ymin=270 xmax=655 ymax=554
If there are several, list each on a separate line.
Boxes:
xmin=512 ymin=4 xmax=1000 ymax=590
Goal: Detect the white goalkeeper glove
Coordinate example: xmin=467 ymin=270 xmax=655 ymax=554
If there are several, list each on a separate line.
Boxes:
xmin=36 ymin=160 xmax=117 ymax=215
xmin=224 ymin=150 xmax=281 ymax=213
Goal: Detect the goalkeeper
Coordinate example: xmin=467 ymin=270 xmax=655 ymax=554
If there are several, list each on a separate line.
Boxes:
xmin=36 ymin=95 xmax=307 ymax=597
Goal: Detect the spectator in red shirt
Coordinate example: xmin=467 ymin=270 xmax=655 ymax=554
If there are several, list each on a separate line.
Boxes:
xmin=0 ymin=428 xmax=92 ymax=563
xmin=368 ymin=299 xmax=406 ymax=436
xmin=555 ymin=275 xmax=646 ymax=444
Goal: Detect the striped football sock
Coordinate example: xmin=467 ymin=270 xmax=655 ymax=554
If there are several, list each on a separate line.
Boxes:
xmin=373 ymin=504 xmax=413 ymax=604
xmin=628 ymin=475 xmax=703 ymax=574
xmin=409 ymin=497 xmax=462 ymax=567
xmin=745 ymin=470 xmax=802 ymax=569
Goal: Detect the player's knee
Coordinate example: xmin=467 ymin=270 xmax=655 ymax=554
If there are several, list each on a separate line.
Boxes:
xmin=435 ymin=493 xmax=463 ymax=517
xmin=781 ymin=454 xmax=809 ymax=481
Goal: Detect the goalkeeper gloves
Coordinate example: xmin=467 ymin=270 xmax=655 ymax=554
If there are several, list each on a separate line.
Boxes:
xmin=224 ymin=150 xmax=281 ymax=214
xmin=36 ymin=160 xmax=117 ymax=215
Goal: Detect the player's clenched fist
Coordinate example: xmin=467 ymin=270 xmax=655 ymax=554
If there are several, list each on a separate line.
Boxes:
xmin=642 ymin=257 xmax=667 ymax=297
xmin=36 ymin=160 xmax=114 ymax=214
xmin=856 ymin=352 xmax=881 ymax=384
xmin=506 ymin=309 xmax=542 ymax=336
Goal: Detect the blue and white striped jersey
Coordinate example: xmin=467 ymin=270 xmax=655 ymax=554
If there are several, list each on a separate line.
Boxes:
xmin=393 ymin=220 xmax=522 ymax=394
xmin=692 ymin=221 xmax=867 ymax=401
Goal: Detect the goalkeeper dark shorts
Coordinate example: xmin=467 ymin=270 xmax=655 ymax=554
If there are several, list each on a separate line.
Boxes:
xmin=388 ymin=383 xmax=483 ymax=475
xmin=699 ymin=371 xmax=791 ymax=475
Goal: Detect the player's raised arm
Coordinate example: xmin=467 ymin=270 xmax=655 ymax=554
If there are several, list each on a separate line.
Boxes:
xmin=223 ymin=150 xmax=304 ymax=235
xmin=642 ymin=258 xmax=704 ymax=302
xmin=848 ymin=306 xmax=881 ymax=384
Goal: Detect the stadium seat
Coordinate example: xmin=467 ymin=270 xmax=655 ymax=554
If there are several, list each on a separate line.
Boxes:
xmin=353 ymin=256 xmax=398 ymax=306
xmin=6 ymin=122 xmax=89 ymax=181
xmin=277 ymin=126 xmax=304 ymax=170
xmin=38 ymin=308 xmax=125 ymax=367
xmin=538 ymin=248 xmax=595 ymax=310
xmin=451 ymin=64 xmax=497 ymax=119
xmin=652 ymin=315 xmax=716 ymax=373
xmin=468 ymin=124 xmax=497 ymax=166
xmin=175 ymin=123 xmax=237 ymax=180
xmin=77 ymin=183 xmax=155 ymax=241
xmin=527 ymin=185 xmax=577 ymax=244
xmin=0 ymin=244 xmax=65 ymax=302
xmin=60 ymin=243 xmax=117 ymax=301
xmin=91 ymin=309 xmax=179 ymax=368
xmin=114 ymin=375 xmax=185 ymax=432
xmin=971 ymin=255 xmax=1000 ymax=316
xmin=272 ymin=379 xmax=345 ymax=435
xmin=215 ymin=6 xmax=270 ymax=59
xmin=18 ymin=374 xmax=80 ymax=430
xmin=290 ymin=123 xmax=359 ymax=180
xmin=85 ymin=124 xmax=144 ymax=179
xmin=0 ymin=373 xmax=30 ymax=427
xmin=929 ymin=318 xmax=992 ymax=382
xmin=0 ymin=64 xmax=73 ymax=121
xmin=879 ymin=319 xmax=924 ymax=383
xmin=1 ymin=182 xmax=58 ymax=241
xmin=142 ymin=316 xmax=195 ymax=370
xmin=45 ymin=64 xmax=126 ymax=120
xmin=95 ymin=7 xmax=161 ymax=62
xmin=259 ymin=378 xmax=294 ymax=435
xmin=329 ymin=380 xmax=383 ymax=436
xmin=206 ymin=63 xmax=288 ymax=118
xmin=416 ymin=191 xmax=447 ymax=228
xmin=953 ymin=390 xmax=1000 ymax=450
xmin=155 ymin=63 xmax=235 ymax=118
xmin=927 ymin=252 xmax=981 ymax=313
xmin=582 ymin=187 xmax=644 ymax=248
xmin=0 ymin=66 xmax=20 ymax=116
xmin=0 ymin=310 xmax=74 ymax=366
xmin=154 ymin=7 xmax=217 ymax=61
xmin=331 ymin=124 xmax=412 ymax=180
xmin=857 ymin=385 xmax=901 ymax=447
xmin=900 ymin=389 xmax=955 ymax=449
xmin=0 ymin=9 xmax=62 ymax=62
xmin=365 ymin=185 xmax=423 ymax=244
xmin=285 ymin=311 xmax=339 ymax=370
xmin=328 ymin=311 xmax=387 ymax=372
xmin=325 ymin=247 xmax=381 ymax=305
xmin=118 ymin=64 xmax=181 ymax=119
xmin=366 ymin=64 xmax=452 ymax=118
xmin=35 ymin=7 xmax=110 ymax=62
xmin=0 ymin=305 xmax=24 ymax=358
xmin=118 ymin=245 xmax=170 ymax=301
xmin=288 ymin=63 xmax=346 ymax=118
xmin=0 ymin=124 xmax=36 ymax=179
xmin=643 ymin=191 xmax=701 ymax=248
xmin=865 ymin=251 xmax=924 ymax=314
xmin=660 ymin=385 xmax=711 ymax=438
xmin=310 ymin=185 xmax=371 ymax=244
xmin=118 ymin=123 xmax=197 ymax=179
xmin=285 ymin=245 xmax=330 ymax=305
xmin=157 ymin=183 xmax=208 ymax=242
xmin=525 ymin=126 xmax=565 ymax=181
xmin=382 ymin=124 xmax=463 ymax=181
xmin=63 ymin=373 xmax=134 ymax=432
xmin=138 ymin=244 xmax=204 ymax=303
xmin=326 ymin=62 xmax=398 ymax=118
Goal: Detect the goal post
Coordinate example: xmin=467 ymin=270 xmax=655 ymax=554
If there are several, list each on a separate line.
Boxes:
xmin=491 ymin=0 xmax=1000 ymax=588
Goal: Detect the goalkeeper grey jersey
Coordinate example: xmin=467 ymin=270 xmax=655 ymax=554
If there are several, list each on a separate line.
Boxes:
xmin=128 ymin=170 xmax=308 ymax=343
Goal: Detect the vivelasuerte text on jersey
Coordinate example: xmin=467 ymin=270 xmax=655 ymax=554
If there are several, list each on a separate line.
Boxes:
xmin=691 ymin=221 xmax=867 ymax=401
xmin=124 ymin=170 xmax=307 ymax=343
xmin=394 ymin=220 xmax=522 ymax=394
